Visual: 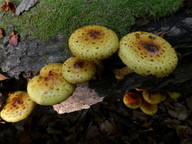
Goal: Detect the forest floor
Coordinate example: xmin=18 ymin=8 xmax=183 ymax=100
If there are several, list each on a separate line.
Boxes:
xmin=0 ymin=1 xmax=192 ymax=144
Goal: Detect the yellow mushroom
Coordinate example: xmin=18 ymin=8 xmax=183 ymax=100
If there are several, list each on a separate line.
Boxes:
xmin=140 ymin=100 xmax=158 ymax=115
xmin=69 ymin=25 xmax=119 ymax=61
xmin=123 ymin=92 xmax=142 ymax=109
xmin=142 ymin=90 xmax=166 ymax=104
xmin=168 ymin=92 xmax=181 ymax=99
xmin=118 ymin=31 xmax=178 ymax=78
xmin=62 ymin=56 xmax=96 ymax=84
xmin=27 ymin=63 xmax=76 ymax=106
xmin=0 ymin=91 xmax=36 ymax=123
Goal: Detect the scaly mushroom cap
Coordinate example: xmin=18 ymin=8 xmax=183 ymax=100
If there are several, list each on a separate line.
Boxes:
xmin=142 ymin=90 xmax=165 ymax=104
xmin=27 ymin=63 xmax=76 ymax=106
xmin=62 ymin=57 xmax=96 ymax=84
xmin=123 ymin=92 xmax=142 ymax=109
xmin=0 ymin=91 xmax=36 ymax=122
xmin=140 ymin=100 xmax=158 ymax=115
xmin=118 ymin=31 xmax=178 ymax=77
xmin=69 ymin=25 xmax=119 ymax=61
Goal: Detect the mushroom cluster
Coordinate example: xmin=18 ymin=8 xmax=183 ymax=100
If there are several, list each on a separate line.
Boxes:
xmin=0 ymin=25 xmax=180 ymax=122
xmin=123 ymin=89 xmax=181 ymax=115
xmin=27 ymin=63 xmax=76 ymax=105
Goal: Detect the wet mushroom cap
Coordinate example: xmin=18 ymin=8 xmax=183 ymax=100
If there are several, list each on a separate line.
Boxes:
xmin=140 ymin=100 xmax=158 ymax=115
xmin=118 ymin=31 xmax=178 ymax=77
xmin=0 ymin=91 xmax=36 ymax=123
xmin=27 ymin=63 xmax=76 ymax=106
xmin=69 ymin=25 xmax=119 ymax=61
xmin=62 ymin=57 xmax=96 ymax=84
xmin=123 ymin=92 xmax=142 ymax=109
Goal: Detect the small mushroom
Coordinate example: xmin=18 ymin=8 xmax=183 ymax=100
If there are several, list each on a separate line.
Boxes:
xmin=27 ymin=63 xmax=76 ymax=106
xmin=69 ymin=25 xmax=119 ymax=61
xmin=62 ymin=56 xmax=96 ymax=84
xmin=118 ymin=31 xmax=178 ymax=77
xmin=140 ymin=100 xmax=158 ymax=115
xmin=142 ymin=90 xmax=166 ymax=104
xmin=123 ymin=92 xmax=142 ymax=109
xmin=168 ymin=92 xmax=181 ymax=99
xmin=0 ymin=91 xmax=36 ymax=123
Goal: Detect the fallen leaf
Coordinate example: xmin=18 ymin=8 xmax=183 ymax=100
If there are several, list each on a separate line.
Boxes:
xmin=0 ymin=74 xmax=9 ymax=81
xmin=53 ymin=83 xmax=104 ymax=114
xmin=15 ymin=0 xmax=38 ymax=15
xmin=9 ymin=30 xmax=19 ymax=46
xmin=0 ymin=28 xmax=4 ymax=38
xmin=1 ymin=0 xmax=16 ymax=13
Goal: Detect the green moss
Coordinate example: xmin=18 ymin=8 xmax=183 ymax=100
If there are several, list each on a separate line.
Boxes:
xmin=0 ymin=0 xmax=182 ymax=41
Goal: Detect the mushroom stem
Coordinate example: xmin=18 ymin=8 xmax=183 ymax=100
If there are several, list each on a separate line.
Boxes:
xmin=113 ymin=66 xmax=133 ymax=80
xmin=94 ymin=60 xmax=104 ymax=77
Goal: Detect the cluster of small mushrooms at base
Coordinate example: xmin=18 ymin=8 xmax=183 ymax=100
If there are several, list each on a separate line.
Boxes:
xmin=0 ymin=25 xmax=180 ymax=122
xmin=123 ymin=89 xmax=181 ymax=115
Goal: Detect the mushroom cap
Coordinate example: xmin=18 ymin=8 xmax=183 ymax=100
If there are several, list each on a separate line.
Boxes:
xmin=123 ymin=92 xmax=142 ymax=109
xmin=0 ymin=91 xmax=36 ymax=123
xmin=40 ymin=63 xmax=63 ymax=76
xmin=62 ymin=57 xmax=96 ymax=84
xmin=168 ymin=92 xmax=181 ymax=99
xmin=27 ymin=63 xmax=76 ymax=105
xmin=140 ymin=100 xmax=158 ymax=115
xmin=69 ymin=25 xmax=119 ymax=61
xmin=142 ymin=90 xmax=165 ymax=104
xmin=118 ymin=31 xmax=178 ymax=77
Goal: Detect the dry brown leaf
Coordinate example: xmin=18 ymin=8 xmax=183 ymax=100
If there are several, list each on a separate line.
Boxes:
xmin=16 ymin=0 xmax=38 ymax=15
xmin=9 ymin=30 xmax=19 ymax=46
xmin=1 ymin=0 xmax=16 ymax=13
xmin=53 ymin=83 xmax=104 ymax=114
xmin=0 ymin=28 xmax=4 ymax=38
xmin=0 ymin=74 xmax=9 ymax=81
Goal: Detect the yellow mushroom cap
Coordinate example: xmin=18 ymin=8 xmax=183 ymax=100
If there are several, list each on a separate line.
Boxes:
xmin=118 ymin=31 xmax=178 ymax=77
xmin=62 ymin=57 xmax=96 ymax=84
xmin=140 ymin=100 xmax=158 ymax=115
xmin=0 ymin=91 xmax=36 ymax=123
xmin=69 ymin=25 xmax=119 ymax=61
xmin=142 ymin=90 xmax=165 ymax=104
xmin=123 ymin=92 xmax=142 ymax=109
xmin=40 ymin=63 xmax=63 ymax=76
xmin=27 ymin=63 xmax=76 ymax=106
xmin=168 ymin=92 xmax=181 ymax=99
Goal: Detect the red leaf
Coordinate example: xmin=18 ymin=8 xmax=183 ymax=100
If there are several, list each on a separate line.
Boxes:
xmin=1 ymin=0 xmax=16 ymax=13
xmin=0 ymin=28 xmax=4 ymax=39
xmin=9 ymin=30 xmax=19 ymax=46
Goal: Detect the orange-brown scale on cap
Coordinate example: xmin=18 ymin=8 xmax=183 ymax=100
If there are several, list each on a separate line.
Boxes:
xmin=11 ymin=97 xmax=23 ymax=107
xmin=73 ymin=60 xmax=85 ymax=69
